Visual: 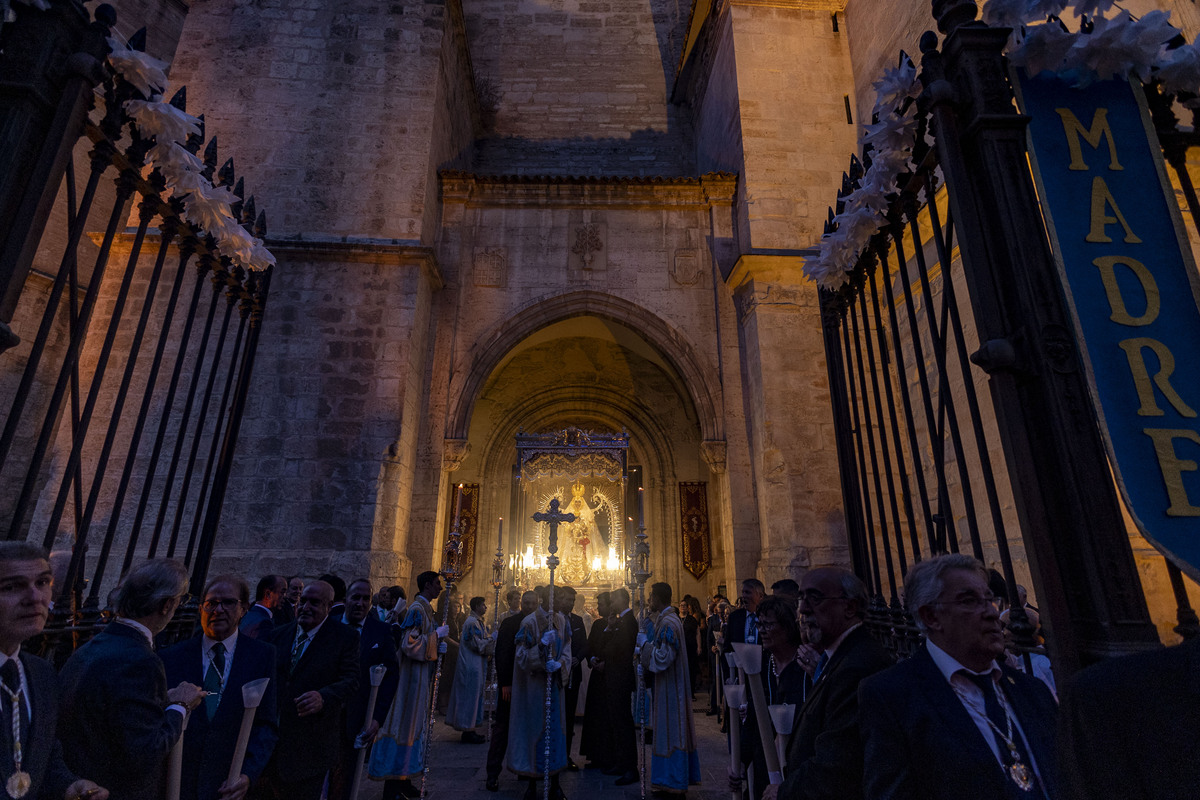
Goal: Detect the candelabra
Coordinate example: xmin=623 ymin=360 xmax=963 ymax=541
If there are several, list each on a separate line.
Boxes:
xmin=420 ymin=485 xmax=465 ymax=800
xmin=483 ymin=521 xmax=503 ymax=727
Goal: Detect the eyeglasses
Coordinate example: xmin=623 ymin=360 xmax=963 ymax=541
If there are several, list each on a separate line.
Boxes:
xmin=934 ymin=593 xmax=998 ymax=613
xmin=798 ymin=592 xmax=849 ymax=607
xmin=202 ymin=599 xmax=242 ymax=611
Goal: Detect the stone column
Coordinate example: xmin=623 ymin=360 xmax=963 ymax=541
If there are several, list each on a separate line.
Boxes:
xmin=729 ymin=256 xmax=849 ymax=586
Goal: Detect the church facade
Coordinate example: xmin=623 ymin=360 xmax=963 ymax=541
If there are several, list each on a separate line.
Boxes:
xmin=145 ymin=0 xmax=876 ymax=597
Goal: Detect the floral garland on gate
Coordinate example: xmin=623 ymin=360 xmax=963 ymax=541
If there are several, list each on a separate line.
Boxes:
xmin=806 ymin=0 xmax=1200 ymax=290
xmin=74 ymin=26 xmax=275 ymax=271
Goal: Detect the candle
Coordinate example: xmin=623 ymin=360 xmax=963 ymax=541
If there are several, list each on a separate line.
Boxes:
xmin=453 ymin=483 xmax=464 ymax=532
xmin=637 ymin=487 xmax=644 ymax=529
xmin=498 ymin=517 xmax=504 ymax=552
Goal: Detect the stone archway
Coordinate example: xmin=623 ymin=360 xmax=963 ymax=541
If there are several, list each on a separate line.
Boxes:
xmin=439 ymin=307 xmax=728 ymax=601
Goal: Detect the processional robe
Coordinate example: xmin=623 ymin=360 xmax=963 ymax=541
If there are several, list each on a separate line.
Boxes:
xmin=642 ymin=607 xmax=701 ymax=794
xmin=446 ymin=612 xmax=495 ymax=730
xmin=506 ymin=607 xmax=572 ymax=777
xmin=370 ymin=596 xmax=438 ymax=780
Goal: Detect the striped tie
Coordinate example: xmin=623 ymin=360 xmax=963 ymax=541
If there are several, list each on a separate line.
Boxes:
xmin=291 ymin=631 xmax=309 ymax=670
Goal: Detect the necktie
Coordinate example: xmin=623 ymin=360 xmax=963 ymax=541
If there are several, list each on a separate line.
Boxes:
xmin=291 ymin=631 xmax=309 ymax=670
xmin=204 ymin=642 xmax=225 ymax=720
xmin=962 ymin=672 xmax=1041 ymax=798
xmin=747 ymin=613 xmax=758 ymax=644
xmin=813 ymin=651 xmax=830 ymax=680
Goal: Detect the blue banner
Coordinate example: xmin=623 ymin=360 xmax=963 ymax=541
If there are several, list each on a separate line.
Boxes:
xmin=1018 ymin=72 xmax=1200 ymax=580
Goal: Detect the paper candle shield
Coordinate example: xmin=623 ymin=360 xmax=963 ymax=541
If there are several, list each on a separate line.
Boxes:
xmin=242 ymin=677 xmax=270 ymax=708
xmin=370 ymin=663 xmax=387 ymax=687
xmin=725 ymin=652 xmax=739 ymax=672
xmin=768 ymin=703 xmax=796 ymax=735
xmin=732 ymin=642 xmax=763 ymax=675
xmin=723 ymin=682 xmax=745 ymax=708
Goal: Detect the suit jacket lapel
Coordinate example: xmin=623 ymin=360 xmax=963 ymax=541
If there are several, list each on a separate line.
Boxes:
xmin=215 ymin=634 xmax=255 ymax=725
xmin=912 ymin=647 xmax=1006 ymax=787
xmin=293 ymin=620 xmax=328 ymax=677
xmin=797 ymin=626 xmax=860 ymax=716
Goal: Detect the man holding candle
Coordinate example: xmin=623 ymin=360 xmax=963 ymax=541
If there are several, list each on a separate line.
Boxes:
xmin=329 ymin=578 xmax=399 ymax=800
xmin=261 ymin=581 xmax=359 ymax=800
xmin=604 ymin=587 xmax=639 ymax=786
xmin=161 ymin=575 xmax=279 ymax=800
xmin=369 ymin=571 xmax=447 ymax=800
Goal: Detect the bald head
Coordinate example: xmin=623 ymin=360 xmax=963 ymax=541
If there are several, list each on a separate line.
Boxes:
xmin=297 ymin=580 xmax=334 ymax=631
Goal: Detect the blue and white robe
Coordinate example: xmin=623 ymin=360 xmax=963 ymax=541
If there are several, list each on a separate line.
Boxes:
xmin=643 ymin=607 xmax=701 ymax=793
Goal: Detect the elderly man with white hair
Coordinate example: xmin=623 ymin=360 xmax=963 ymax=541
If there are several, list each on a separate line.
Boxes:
xmin=858 ymin=554 xmax=1059 ymax=800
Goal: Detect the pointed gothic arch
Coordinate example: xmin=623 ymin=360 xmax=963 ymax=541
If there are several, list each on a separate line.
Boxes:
xmin=446 ymin=290 xmax=722 ymax=442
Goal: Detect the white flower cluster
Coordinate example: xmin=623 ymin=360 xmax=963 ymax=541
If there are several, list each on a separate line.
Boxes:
xmin=804 ymin=58 xmax=922 ymax=289
xmin=106 ymin=39 xmax=274 ymax=271
xmin=806 ymin=0 xmax=1200 ymax=290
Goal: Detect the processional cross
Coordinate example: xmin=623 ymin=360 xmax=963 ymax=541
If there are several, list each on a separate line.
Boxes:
xmin=531 ymin=497 xmax=576 ymax=800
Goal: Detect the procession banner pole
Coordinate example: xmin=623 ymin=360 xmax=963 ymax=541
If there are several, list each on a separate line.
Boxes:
xmin=532 ymin=497 xmax=575 ymax=800
xmin=484 ymin=518 xmax=504 ymax=743
xmin=350 ymin=665 xmax=388 ymax=800
xmin=631 ymin=487 xmax=652 ymax=800
xmin=421 ymin=483 xmax=466 ymax=800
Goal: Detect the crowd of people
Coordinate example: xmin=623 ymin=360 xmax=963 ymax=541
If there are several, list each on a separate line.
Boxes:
xmin=0 ymin=541 xmax=1194 ymax=800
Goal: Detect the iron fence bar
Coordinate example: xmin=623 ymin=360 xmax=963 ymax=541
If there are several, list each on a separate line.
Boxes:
xmin=840 ymin=313 xmax=883 ymax=595
xmin=129 ymin=255 xmax=213 ymax=566
xmin=92 ymin=231 xmax=195 ymax=600
xmin=903 ymin=197 xmax=983 ymax=558
xmin=924 ymin=181 xmax=1022 ymax=592
xmin=190 ymin=264 xmax=272 ymax=595
xmin=65 ymin=213 xmax=177 ymax=607
xmin=39 ymin=194 xmax=156 ymax=552
xmin=875 ymin=238 xmax=937 ymax=558
xmin=866 ymin=261 xmax=920 ymax=572
xmin=821 ymin=291 xmax=874 ymax=589
xmin=6 ymin=171 xmax=136 ymax=540
xmin=0 ymin=146 xmax=111 ymax=474
xmin=166 ymin=268 xmax=238 ymax=558
xmin=1165 ymin=560 xmax=1200 ymax=640
xmin=888 ymin=215 xmax=959 ymax=554
xmin=144 ymin=261 xmax=224 ymax=558
xmin=184 ymin=283 xmax=248 ymax=565
xmin=64 ymin=160 xmax=86 ymax=540
xmin=849 ymin=288 xmax=898 ymax=600
xmin=856 ymin=277 xmax=906 ymax=590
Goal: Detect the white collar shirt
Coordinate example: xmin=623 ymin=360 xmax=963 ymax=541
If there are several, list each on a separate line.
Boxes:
xmin=252 ymin=603 xmax=273 ymax=620
xmin=342 ymin=613 xmax=363 ymax=634
xmin=115 ymin=617 xmax=155 ymax=645
xmin=925 ymin=639 xmax=1044 ymax=781
xmin=293 ymin=617 xmax=326 ymax=661
xmin=201 ymin=629 xmax=239 ymax=686
xmin=823 ymin=621 xmax=862 ymax=660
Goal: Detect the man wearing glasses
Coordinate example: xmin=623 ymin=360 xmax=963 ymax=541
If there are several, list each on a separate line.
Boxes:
xmin=161 ymin=576 xmax=279 ymax=800
xmin=859 ymin=554 xmax=1058 ymax=800
xmin=768 ymin=568 xmax=891 ymax=800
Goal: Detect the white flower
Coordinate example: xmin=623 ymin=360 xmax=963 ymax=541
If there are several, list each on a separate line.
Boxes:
xmin=872 ymin=59 xmax=920 ymax=117
xmin=861 ymin=110 xmax=918 ymax=155
xmin=124 ymin=99 xmax=201 ymax=144
xmin=106 ymin=38 xmax=169 ymax=97
xmin=1010 ymin=22 xmax=1077 ymax=75
xmin=183 ymin=192 xmax=236 ymax=233
xmin=1157 ymin=43 xmax=1200 ymax=97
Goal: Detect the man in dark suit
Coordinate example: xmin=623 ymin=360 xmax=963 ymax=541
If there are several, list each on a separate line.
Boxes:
xmin=604 ymin=587 xmax=638 ymax=786
xmin=769 ymin=568 xmax=891 ymax=800
xmin=0 ymin=542 xmax=107 ymax=800
xmin=859 ymin=554 xmax=1058 ymax=800
xmin=240 ymin=576 xmax=285 ymax=640
xmin=485 ymin=591 xmax=536 ymax=792
xmin=260 ymin=581 xmax=359 ymax=800
xmin=705 ymin=597 xmax=722 ymax=716
xmin=59 ymin=559 xmax=205 ymax=800
xmin=1058 ymin=634 xmax=1200 ymax=799
xmin=722 ymin=579 xmax=765 ymax=656
xmin=556 ymin=587 xmax=588 ymax=770
xmin=328 ymin=579 xmax=399 ymax=800
xmin=161 ymin=575 xmax=278 ymax=800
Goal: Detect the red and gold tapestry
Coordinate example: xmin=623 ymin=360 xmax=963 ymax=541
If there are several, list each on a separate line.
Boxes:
xmin=445 ymin=483 xmax=480 ymax=577
xmin=679 ymin=482 xmax=711 ymax=579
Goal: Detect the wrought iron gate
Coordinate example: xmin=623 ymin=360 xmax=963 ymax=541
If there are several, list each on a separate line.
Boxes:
xmin=820 ymin=2 xmax=1198 ymax=676
xmin=0 ymin=2 xmax=273 ymax=654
